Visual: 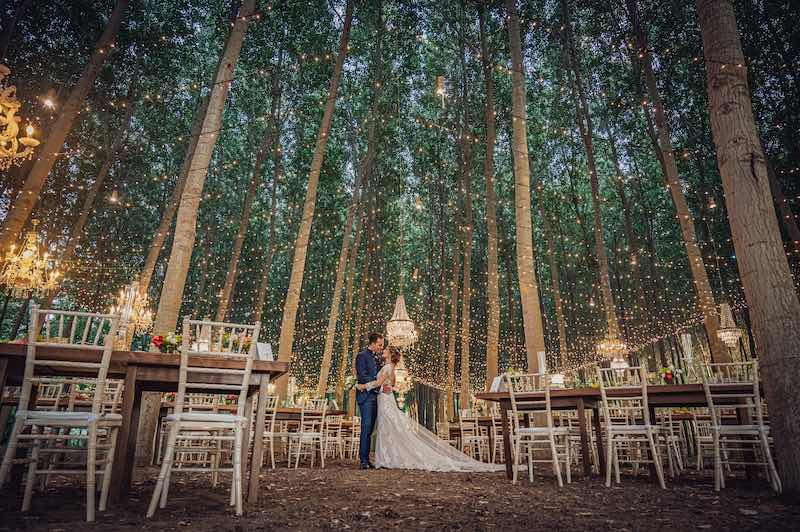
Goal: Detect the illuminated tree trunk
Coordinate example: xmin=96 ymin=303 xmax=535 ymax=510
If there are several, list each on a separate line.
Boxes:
xmin=504 ymin=0 xmax=546 ymax=372
xmin=191 ymin=232 xmax=213 ymax=319
xmin=0 ymin=0 xmax=128 ymax=251
xmin=320 ymin=3 xmax=382 ymax=395
xmin=698 ymin=0 xmax=800 ymax=496
xmin=275 ymin=0 xmax=353 ymax=398
xmin=563 ymin=0 xmax=620 ymax=341
xmin=479 ymin=0 xmax=500 ymax=389
xmin=138 ymin=94 xmax=209 ymax=301
xmin=42 ymin=98 xmax=136 ymax=308
xmin=535 ymin=174 xmax=568 ymax=367
xmin=217 ymin=62 xmax=282 ymax=321
xmin=626 ymin=0 xmax=728 ymax=361
xmin=252 ymin=133 xmax=282 ymax=323
xmin=445 ymin=244 xmax=461 ymax=418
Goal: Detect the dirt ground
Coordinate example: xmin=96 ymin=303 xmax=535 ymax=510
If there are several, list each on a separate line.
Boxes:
xmin=1 ymin=462 xmax=798 ymax=531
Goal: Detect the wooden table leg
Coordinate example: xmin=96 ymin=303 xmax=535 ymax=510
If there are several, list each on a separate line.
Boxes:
xmin=111 ymin=365 xmax=140 ymax=501
xmin=575 ymin=398 xmax=592 ymax=477
xmin=592 ymin=405 xmax=605 ymax=474
xmin=247 ymin=377 xmax=270 ymax=502
xmin=500 ymin=399 xmax=512 ymax=480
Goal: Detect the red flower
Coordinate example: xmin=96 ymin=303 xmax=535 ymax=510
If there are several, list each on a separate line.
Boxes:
xmin=152 ymin=335 xmax=164 ymax=349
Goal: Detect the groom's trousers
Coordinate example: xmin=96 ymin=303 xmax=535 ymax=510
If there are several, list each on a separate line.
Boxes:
xmin=358 ymin=396 xmax=378 ymax=465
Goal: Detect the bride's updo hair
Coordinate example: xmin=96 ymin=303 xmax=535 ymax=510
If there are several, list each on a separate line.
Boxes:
xmin=387 ymin=346 xmax=401 ymax=365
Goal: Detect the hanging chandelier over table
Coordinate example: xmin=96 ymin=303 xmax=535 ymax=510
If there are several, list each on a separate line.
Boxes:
xmin=386 ymin=294 xmax=418 ymax=348
xmin=596 ymin=334 xmax=628 ymax=366
xmin=716 ymin=302 xmax=741 ymax=349
xmin=108 ymin=279 xmax=153 ymax=339
xmin=0 ymin=64 xmax=39 ymax=170
xmin=0 ymin=220 xmax=60 ymax=297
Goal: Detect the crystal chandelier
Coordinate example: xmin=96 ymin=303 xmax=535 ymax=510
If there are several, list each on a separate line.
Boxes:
xmin=0 ymin=220 xmax=60 ymax=297
xmin=386 ymin=294 xmax=418 ymax=348
xmin=716 ymin=303 xmax=741 ymax=349
xmin=596 ymin=334 xmax=627 ymax=367
xmin=0 ymin=64 xmax=39 ymax=171
xmin=109 ymin=279 xmax=153 ymax=337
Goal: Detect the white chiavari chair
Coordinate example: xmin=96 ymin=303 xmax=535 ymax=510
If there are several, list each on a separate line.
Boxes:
xmin=459 ymin=413 xmax=489 ymax=461
xmin=504 ymin=373 xmax=571 ymax=486
xmin=346 ymin=416 xmax=361 ymax=460
xmin=287 ymin=398 xmax=327 ymax=468
xmin=596 ymin=365 xmax=666 ymax=489
xmin=701 ymin=361 xmax=781 ymax=493
xmin=0 ymin=305 xmax=121 ymax=522
xmin=147 ymin=317 xmax=260 ymax=517
xmin=259 ymin=394 xmax=280 ymax=469
xmin=323 ymin=414 xmax=345 ymax=460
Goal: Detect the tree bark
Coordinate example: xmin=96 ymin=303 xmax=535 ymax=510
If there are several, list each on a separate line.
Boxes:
xmin=216 ymin=59 xmax=282 ymax=322
xmin=275 ymin=0 xmax=354 ymax=397
xmin=138 ymin=94 xmax=210 ymax=301
xmin=478 ymin=0 xmax=500 ymax=390
xmin=0 ymin=0 xmax=128 ymax=251
xmin=504 ymin=0 xmax=546 ymax=372
xmin=152 ymin=0 xmax=256 ymax=335
xmin=445 ymin=241 xmax=461 ymax=419
xmin=562 ymin=0 xmax=620 ymax=341
xmin=698 ymin=0 xmax=800 ymax=497
xmin=626 ymin=0 xmax=729 ymax=362
xmin=766 ymin=162 xmax=800 ymax=257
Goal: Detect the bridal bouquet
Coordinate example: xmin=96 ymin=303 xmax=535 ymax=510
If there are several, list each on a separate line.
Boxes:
xmin=344 ymin=375 xmax=357 ymax=390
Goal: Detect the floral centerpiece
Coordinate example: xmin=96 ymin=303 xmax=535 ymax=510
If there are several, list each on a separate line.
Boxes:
xmin=659 ymin=365 xmax=683 ymax=384
xmin=151 ymin=332 xmax=181 ymax=353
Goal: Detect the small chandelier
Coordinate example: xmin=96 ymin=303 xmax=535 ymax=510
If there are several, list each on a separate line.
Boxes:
xmin=109 ymin=279 xmax=153 ymax=336
xmin=596 ymin=334 xmax=627 ymax=361
xmin=434 ymin=75 xmax=445 ymax=107
xmin=716 ymin=302 xmax=741 ymax=349
xmin=386 ymin=294 xmax=418 ymax=348
xmin=0 ymin=64 xmax=39 ymax=171
xmin=0 ymin=220 xmax=59 ymax=297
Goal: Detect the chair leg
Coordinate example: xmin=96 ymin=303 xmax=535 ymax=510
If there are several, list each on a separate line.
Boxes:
xmin=269 ymin=436 xmax=276 ymax=470
xmin=22 ymin=437 xmax=40 ymax=512
xmin=86 ymin=423 xmax=98 ymax=522
xmin=233 ymin=425 xmax=243 ymax=516
xmin=99 ymin=426 xmax=119 ymax=512
xmin=320 ymin=437 xmax=325 ymax=469
xmin=0 ymin=417 xmax=25 ymax=487
xmin=605 ymin=434 xmax=614 ymax=488
xmin=527 ymin=442 xmax=534 ymax=483
xmin=647 ymin=430 xmax=666 ymax=489
xmin=565 ymin=436 xmax=572 ymax=484
xmin=148 ymin=423 xmax=179 ymax=518
xmin=712 ymin=431 xmax=722 ymax=492
xmin=550 ymin=434 xmax=563 ymax=488
xmin=759 ymin=431 xmax=782 ymax=493
xmin=613 ymin=445 xmax=621 ymax=484
xmin=512 ymin=437 xmax=520 ymax=485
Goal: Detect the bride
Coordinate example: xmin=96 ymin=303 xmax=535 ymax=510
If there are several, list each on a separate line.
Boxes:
xmin=357 ymin=346 xmax=502 ymax=472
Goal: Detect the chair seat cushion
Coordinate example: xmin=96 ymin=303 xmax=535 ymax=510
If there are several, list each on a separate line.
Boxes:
xmin=22 ymin=410 xmax=122 ymax=425
xmin=166 ymin=412 xmax=246 ymax=423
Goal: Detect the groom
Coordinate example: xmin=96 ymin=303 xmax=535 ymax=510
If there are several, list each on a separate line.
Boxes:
xmin=355 ymin=332 xmax=384 ymax=470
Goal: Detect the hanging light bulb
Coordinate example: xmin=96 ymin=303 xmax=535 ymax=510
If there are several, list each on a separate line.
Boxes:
xmin=109 ymin=189 xmax=119 ymax=203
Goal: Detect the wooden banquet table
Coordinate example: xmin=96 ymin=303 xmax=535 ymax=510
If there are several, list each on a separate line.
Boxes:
xmin=476 ymin=383 xmax=753 ymax=480
xmin=0 ymin=342 xmax=288 ymax=503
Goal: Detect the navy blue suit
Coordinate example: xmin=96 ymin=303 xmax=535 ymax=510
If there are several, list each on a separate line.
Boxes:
xmin=355 ymin=347 xmax=382 ymax=466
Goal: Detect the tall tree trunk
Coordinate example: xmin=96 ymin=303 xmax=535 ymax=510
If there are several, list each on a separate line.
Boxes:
xmin=0 ymin=0 xmax=128 ymax=251
xmin=698 ymin=0 xmax=800 ymax=497
xmin=275 ymin=0 xmax=354 ymax=397
xmin=320 ymin=3 xmax=382 ymax=395
xmin=445 ymin=244 xmax=461 ymax=418
xmin=504 ymin=0 xmax=546 ymax=372
xmin=457 ymin=8 xmax=473 ymax=411
xmin=138 ymin=95 xmax=210 ymax=301
xmin=216 ymin=60 xmax=282 ymax=321
xmin=0 ymin=0 xmax=32 ymax=60
xmin=535 ymin=173 xmax=568 ymax=367
xmin=767 ymin=162 xmax=800 ymax=256
xmin=191 ymin=231 xmax=213 ymax=319
xmin=562 ymin=0 xmax=620 ymax=341
xmin=42 ymin=97 xmax=136 ymax=309
xmin=479 ymin=0 xmax=500 ymax=390
xmin=152 ymin=0 xmax=256 ymax=335
xmin=626 ymin=0 xmax=729 ymax=361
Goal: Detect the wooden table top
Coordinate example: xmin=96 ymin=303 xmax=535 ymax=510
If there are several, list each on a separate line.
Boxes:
xmin=0 ymin=342 xmax=289 ymax=387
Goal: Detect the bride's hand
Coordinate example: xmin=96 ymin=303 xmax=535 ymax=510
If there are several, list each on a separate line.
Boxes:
xmin=381 ymin=385 xmax=393 ymax=394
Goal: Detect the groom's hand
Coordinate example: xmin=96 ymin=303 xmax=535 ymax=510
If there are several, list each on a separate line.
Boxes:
xmin=381 ymin=385 xmax=392 ymax=394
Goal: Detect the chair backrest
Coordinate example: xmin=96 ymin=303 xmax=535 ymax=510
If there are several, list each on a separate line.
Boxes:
xmin=298 ymin=398 xmax=327 ymax=433
xmin=325 ymin=414 xmax=343 ymax=436
xmin=596 ymin=365 xmax=651 ymax=427
xmin=701 ymin=361 xmax=764 ymax=428
xmin=503 ymin=373 xmax=554 ymax=430
xmin=174 ymin=316 xmax=260 ymax=419
xmin=262 ymin=394 xmax=279 ymax=431
xmin=21 ymin=305 xmax=119 ymax=415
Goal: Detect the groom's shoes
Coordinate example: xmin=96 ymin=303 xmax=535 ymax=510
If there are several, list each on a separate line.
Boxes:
xmin=360 ymin=463 xmax=370 ymax=470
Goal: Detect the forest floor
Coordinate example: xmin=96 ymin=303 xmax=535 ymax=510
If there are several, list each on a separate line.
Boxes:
xmin=1 ymin=461 xmax=798 ymax=531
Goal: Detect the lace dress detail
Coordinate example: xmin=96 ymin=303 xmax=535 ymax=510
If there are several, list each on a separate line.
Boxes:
xmin=373 ymin=364 xmax=502 ymax=472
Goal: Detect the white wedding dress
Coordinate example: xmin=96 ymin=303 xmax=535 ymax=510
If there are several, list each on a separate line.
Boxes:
xmin=373 ymin=363 xmax=502 ymax=472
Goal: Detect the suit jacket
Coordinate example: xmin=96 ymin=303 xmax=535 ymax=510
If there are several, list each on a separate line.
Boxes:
xmin=355 ymin=347 xmax=382 ymax=404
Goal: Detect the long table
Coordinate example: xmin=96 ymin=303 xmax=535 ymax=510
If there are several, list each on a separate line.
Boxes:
xmin=476 ymin=384 xmax=751 ymax=480
xmin=0 ymin=342 xmax=288 ymax=503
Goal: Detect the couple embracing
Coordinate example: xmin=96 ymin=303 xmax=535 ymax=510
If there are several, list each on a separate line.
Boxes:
xmin=354 ymin=332 xmax=502 ymax=473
